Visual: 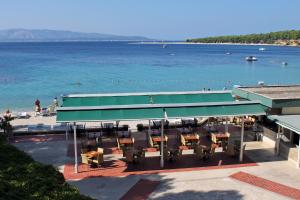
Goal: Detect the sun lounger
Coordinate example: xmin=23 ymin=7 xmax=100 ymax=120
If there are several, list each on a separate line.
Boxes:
xmin=16 ymin=112 xmax=30 ymax=119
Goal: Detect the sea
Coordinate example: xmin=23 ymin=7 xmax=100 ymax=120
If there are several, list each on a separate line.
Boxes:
xmin=0 ymin=41 xmax=300 ymax=111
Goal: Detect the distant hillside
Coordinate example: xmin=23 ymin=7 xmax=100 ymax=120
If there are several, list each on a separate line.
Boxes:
xmin=0 ymin=29 xmax=151 ymax=42
xmin=187 ymin=30 xmax=300 ymax=46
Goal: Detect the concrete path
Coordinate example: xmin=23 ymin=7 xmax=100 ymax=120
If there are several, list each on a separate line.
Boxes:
xmin=13 ymin=137 xmax=300 ymax=200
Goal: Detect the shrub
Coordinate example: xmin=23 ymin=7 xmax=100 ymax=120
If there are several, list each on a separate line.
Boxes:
xmin=0 ymin=140 xmax=94 ymax=200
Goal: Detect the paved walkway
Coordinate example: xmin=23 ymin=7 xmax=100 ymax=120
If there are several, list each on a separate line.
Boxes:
xmin=120 ymin=179 xmax=160 ymax=200
xmin=63 ymin=153 xmax=256 ymax=180
xmin=13 ymin=136 xmax=300 ymax=200
xmin=230 ymin=171 xmax=300 ymax=199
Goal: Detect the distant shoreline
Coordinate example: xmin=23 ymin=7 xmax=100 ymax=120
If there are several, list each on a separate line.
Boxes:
xmin=132 ymin=41 xmax=300 ymax=47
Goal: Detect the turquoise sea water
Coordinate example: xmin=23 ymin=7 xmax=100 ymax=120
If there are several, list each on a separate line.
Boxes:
xmin=0 ymin=42 xmax=300 ymax=111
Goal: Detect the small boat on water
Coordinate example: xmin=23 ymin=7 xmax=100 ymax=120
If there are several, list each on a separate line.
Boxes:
xmin=259 ymin=47 xmax=266 ymax=51
xmin=245 ymin=56 xmax=258 ymax=62
xmin=282 ymin=62 xmax=288 ymax=66
xmin=225 ymin=52 xmax=231 ymax=55
xmin=162 ymin=44 xmax=167 ymax=48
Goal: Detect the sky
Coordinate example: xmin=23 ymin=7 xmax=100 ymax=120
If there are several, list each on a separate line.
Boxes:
xmin=0 ymin=0 xmax=300 ymax=40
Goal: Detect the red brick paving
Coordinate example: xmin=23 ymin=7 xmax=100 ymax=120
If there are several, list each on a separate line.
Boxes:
xmin=64 ymin=154 xmax=257 ymax=180
xmin=120 ymin=179 xmax=160 ymax=200
xmin=230 ymin=171 xmax=300 ymax=199
xmin=12 ymin=134 xmax=65 ymax=143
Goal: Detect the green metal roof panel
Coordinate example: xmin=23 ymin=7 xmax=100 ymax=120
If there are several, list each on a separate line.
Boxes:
xmin=165 ymin=103 xmax=265 ymax=118
xmin=268 ymin=115 xmax=300 ymax=134
xmin=57 ymin=108 xmax=164 ymax=122
xmin=57 ymin=102 xmax=265 ymax=122
xmin=62 ymin=91 xmax=234 ymax=107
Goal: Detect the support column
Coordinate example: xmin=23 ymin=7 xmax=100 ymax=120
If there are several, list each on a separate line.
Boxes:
xmin=298 ymin=137 xmax=300 ymax=168
xmin=225 ymin=117 xmax=229 ymax=133
xmin=65 ymin=123 xmax=69 ymax=141
xmin=290 ymin=130 xmax=293 ymax=145
xmin=116 ymin=121 xmax=120 ymax=131
xmin=239 ymin=117 xmax=244 ymax=162
xmin=160 ymin=119 xmax=164 ymax=168
xmin=147 ymin=120 xmax=151 ymax=146
xmin=276 ymin=126 xmax=281 ymax=156
xmin=148 ymin=120 xmax=151 ymax=134
xmin=73 ymin=122 xmax=78 ymax=173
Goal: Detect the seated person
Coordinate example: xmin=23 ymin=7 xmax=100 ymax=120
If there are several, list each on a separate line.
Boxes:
xmin=118 ymin=131 xmax=130 ymax=138
xmin=182 ymin=127 xmax=190 ymax=134
xmin=4 ymin=109 xmax=12 ymax=118
xmin=151 ymin=129 xmax=161 ymax=136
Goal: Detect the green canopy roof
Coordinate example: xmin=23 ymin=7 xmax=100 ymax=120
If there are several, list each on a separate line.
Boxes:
xmin=268 ymin=115 xmax=300 ymax=134
xmin=62 ymin=91 xmax=234 ymax=107
xmin=57 ymin=101 xmax=265 ymax=122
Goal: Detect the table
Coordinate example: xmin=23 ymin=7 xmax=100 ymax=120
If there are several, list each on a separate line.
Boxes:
xmin=86 ymin=151 xmax=98 ymax=159
xmin=244 ymin=118 xmax=253 ymax=123
xmin=119 ymin=137 xmax=133 ymax=145
xmin=182 ymin=133 xmax=199 ymax=141
xmin=212 ymin=132 xmax=230 ymax=139
xmin=152 ymin=136 xmax=167 ymax=143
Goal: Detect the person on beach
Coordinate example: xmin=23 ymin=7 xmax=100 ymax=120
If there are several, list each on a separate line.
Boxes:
xmin=4 ymin=109 xmax=11 ymax=118
xmin=35 ymin=99 xmax=41 ymax=113
xmin=53 ymin=97 xmax=59 ymax=107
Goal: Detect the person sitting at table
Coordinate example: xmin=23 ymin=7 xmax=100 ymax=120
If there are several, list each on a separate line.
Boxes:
xmin=151 ymin=129 xmax=161 ymax=136
xmin=182 ymin=127 xmax=190 ymax=134
xmin=123 ymin=131 xmax=130 ymax=137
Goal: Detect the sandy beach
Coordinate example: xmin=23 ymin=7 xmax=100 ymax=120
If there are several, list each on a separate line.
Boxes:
xmin=9 ymin=111 xmax=156 ymax=133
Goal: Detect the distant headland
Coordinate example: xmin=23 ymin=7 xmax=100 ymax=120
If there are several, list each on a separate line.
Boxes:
xmin=186 ymin=30 xmax=300 ymax=46
xmin=0 ymin=29 xmax=152 ymax=42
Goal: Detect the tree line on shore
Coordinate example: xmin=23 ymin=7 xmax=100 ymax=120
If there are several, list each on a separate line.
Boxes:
xmin=187 ymin=30 xmax=300 ymax=44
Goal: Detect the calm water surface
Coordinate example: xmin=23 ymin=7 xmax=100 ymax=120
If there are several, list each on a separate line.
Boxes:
xmin=0 ymin=42 xmax=299 ymax=111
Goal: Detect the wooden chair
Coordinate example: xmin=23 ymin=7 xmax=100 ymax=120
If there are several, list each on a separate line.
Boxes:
xmin=136 ymin=150 xmax=146 ymax=163
xmin=226 ymin=143 xmax=236 ymax=157
xmin=194 ymin=145 xmax=204 ymax=160
xmin=81 ymin=153 xmax=90 ymax=165
xmin=125 ymin=151 xmax=134 ymax=163
xmin=116 ymin=137 xmax=121 ymax=149
xmin=221 ymin=140 xmax=228 ymax=152
xmin=211 ymin=134 xmax=217 ymax=144
xmin=209 ymin=144 xmax=217 ymax=159
xmin=91 ymin=153 xmax=104 ymax=167
xmin=163 ymin=148 xmax=170 ymax=161
xmin=174 ymin=148 xmax=183 ymax=162
xmin=97 ymin=147 xmax=104 ymax=154
xmin=180 ymin=134 xmax=186 ymax=146
xmin=148 ymin=134 xmax=154 ymax=148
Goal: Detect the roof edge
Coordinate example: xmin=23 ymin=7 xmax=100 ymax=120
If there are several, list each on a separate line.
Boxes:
xmin=57 ymin=100 xmax=262 ymax=111
xmin=64 ymin=90 xmax=232 ymax=98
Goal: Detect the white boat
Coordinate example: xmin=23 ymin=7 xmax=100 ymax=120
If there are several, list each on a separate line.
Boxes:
xmin=245 ymin=56 xmax=258 ymax=61
xmin=259 ymin=47 xmax=266 ymax=51
xmin=225 ymin=52 xmax=231 ymax=55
